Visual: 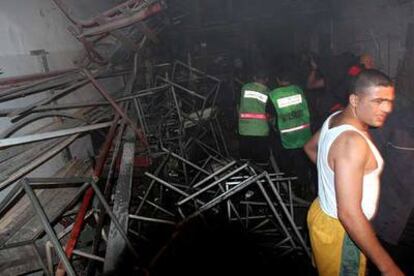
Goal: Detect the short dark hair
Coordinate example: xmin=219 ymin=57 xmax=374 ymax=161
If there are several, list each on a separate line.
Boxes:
xmin=350 ymin=69 xmax=393 ymax=96
xmin=276 ymin=67 xmax=295 ymax=83
xmin=253 ymin=69 xmax=269 ymax=81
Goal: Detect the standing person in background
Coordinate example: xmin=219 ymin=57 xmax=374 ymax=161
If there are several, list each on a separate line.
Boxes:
xmin=268 ymin=68 xmax=314 ymax=197
xmin=238 ymin=70 xmax=270 ymax=164
xmin=334 ymin=53 xmax=377 ymax=110
xmin=306 ymin=54 xmax=328 ymax=131
xmin=304 ymin=69 xmax=403 ymax=276
xmin=348 ymin=53 xmax=376 ymax=76
xmin=368 ymin=98 xmax=414 ymax=276
xmin=306 ymin=53 xmax=376 ymax=123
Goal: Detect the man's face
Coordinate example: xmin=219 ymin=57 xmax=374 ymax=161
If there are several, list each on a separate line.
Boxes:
xmin=355 ymin=85 xmax=395 ymax=127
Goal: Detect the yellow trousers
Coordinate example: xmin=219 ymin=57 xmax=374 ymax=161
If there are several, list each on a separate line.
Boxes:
xmin=307 ymin=199 xmax=366 ymax=276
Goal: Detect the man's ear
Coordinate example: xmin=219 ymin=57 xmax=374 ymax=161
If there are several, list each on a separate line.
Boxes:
xmin=349 ymin=94 xmax=358 ymax=107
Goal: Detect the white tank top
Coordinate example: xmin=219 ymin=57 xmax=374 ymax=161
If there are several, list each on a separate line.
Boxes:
xmin=317 ymin=112 xmax=384 ymax=219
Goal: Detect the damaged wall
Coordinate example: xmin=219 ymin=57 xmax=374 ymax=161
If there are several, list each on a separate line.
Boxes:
xmin=0 ymin=0 xmax=81 ymax=77
xmin=0 ymin=0 xmax=123 ymax=198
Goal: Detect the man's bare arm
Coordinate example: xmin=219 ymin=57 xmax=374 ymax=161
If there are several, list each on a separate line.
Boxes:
xmin=304 ymin=130 xmax=320 ymax=164
xmin=333 ymin=131 xmax=403 ymax=276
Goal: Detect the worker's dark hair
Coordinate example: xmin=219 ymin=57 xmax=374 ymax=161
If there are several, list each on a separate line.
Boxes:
xmin=276 ymin=67 xmax=295 ymax=84
xmin=253 ymin=69 xmax=269 ymax=82
xmin=349 ymin=69 xmax=393 ymax=96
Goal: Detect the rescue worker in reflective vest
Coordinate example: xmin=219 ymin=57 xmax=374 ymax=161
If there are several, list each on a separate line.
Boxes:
xmin=269 ymin=68 xmax=315 ymax=197
xmin=238 ymin=71 xmax=270 ymax=164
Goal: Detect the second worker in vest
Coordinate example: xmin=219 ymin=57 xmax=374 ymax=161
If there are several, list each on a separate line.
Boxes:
xmin=268 ymin=68 xmax=315 ymax=198
xmin=238 ymin=70 xmax=270 ymax=165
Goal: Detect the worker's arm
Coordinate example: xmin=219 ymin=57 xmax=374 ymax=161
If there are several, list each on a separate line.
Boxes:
xmin=266 ymin=98 xmax=277 ymax=129
xmin=333 ymin=131 xmax=403 ymax=276
xmin=304 ymin=129 xmax=320 ymax=164
xmin=306 ymin=58 xmax=325 ymax=89
xmin=307 ymin=70 xmax=325 ymax=89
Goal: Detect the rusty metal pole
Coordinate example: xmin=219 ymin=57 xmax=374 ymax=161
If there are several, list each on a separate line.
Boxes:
xmin=55 ymin=115 xmax=120 ymax=276
xmin=82 ymin=69 xmax=148 ymax=148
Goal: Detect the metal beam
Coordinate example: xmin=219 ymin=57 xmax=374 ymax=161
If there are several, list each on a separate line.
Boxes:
xmin=22 ymin=179 xmax=76 ymax=276
xmin=0 ymin=122 xmax=112 ymax=148
xmin=104 ymin=127 xmax=136 ymax=272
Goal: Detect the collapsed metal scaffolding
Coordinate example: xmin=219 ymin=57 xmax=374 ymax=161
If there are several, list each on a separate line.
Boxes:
xmin=52 ymin=0 xmax=166 ymax=65
xmin=0 ymin=58 xmax=311 ymax=275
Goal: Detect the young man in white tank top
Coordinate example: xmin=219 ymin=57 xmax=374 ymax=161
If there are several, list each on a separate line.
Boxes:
xmin=304 ymin=69 xmax=403 ymax=276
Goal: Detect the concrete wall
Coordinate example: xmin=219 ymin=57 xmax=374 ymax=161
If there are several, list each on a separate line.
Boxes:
xmin=0 ymin=2 xmax=126 ymax=273
xmin=0 ymin=0 xmax=121 ymax=186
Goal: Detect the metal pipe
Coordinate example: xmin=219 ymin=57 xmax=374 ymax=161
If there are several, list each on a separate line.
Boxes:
xmin=88 ymin=58 xmax=139 ymax=274
xmin=32 ymin=242 xmax=52 ymax=276
xmin=161 ymin=147 xmax=210 ymax=175
xmin=45 ymin=241 xmax=54 ymax=275
xmin=188 ymin=172 xmax=265 ymax=219
xmin=0 ymin=181 xmax=23 ymax=215
xmin=173 ymin=60 xmax=221 ymax=82
xmin=80 ymin=2 xmax=163 ymax=37
xmin=144 ymin=172 xmax=190 ymax=198
xmin=0 ymin=121 xmax=112 ymax=148
xmin=208 ymin=120 xmax=221 ymax=157
xmin=135 ymin=155 xmax=170 ymax=215
xmin=31 ymin=183 xmax=92 ymax=243
xmin=194 ymin=138 xmax=227 ymax=160
xmin=157 ymin=76 xmax=206 ymax=100
xmin=136 ymin=195 xmax=175 ymax=217
xmin=0 ymin=239 xmax=34 ymax=251
xmin=72 ymin=250 xmax=105 ymax=262
xmin=128 ymin=214 xmax=175 ymax=225
xmin=0 ymin=72 xmax=77 ymax=100
xmin=214 ymin=116 xmax=230 ymax=157
xmin=0 ymin=68 xmax=78 ymax=86
xmin=8 ymin=79 xmax=90 ymax=118
xmin=178 ymin=163 xmax=248 ymax=206
xmin=56 ymin=117 xmax=120 ymax=276
xmin=22 ymin=179 xmax=76 ymax=276
xmin=1 ymin=112 xmax=87 ymax=138
xmin=265 ymin=173 xmax=311 ymax=258
xmin=83 ymin=69 xmax=148 ymax=147
xmin=255 ymin=179 xmax=296 ymax=248
xmin=210 ymin=82 xmax=221 ymax=110
xmin=133 ymin=98 xmax=148 ymax=140
xmin=53 ymin=0 xmax=147 ymax=28
xmin=189 ymin=156 xmax=212 ymax=187
xmin=27 ymin=177 xmax=90 ymax=185
xmin=86 ymin=120 xmax=126 ymax=276
xmin=0 ymin=85 xmax=168 ymax=116
xmin=87 ymin=56 xmax=140 ymax=272
xmin=88 ymin=180 xmax=139 ymax=259
xmin=0 ymin=134 xmax=81 ymax=191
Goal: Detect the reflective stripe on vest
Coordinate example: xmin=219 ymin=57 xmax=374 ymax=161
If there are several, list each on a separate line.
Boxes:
xmin=244 ymin=90 xmax=268 ymax=103
xmin=280 ymin=123 xmax=310 ymax=133
xmin=240 ymin=112 xmax=268 ymax=120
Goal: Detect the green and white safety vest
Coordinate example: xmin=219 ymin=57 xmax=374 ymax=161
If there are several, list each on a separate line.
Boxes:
xmin=238 ymin=82 xmax=269 ymax=137
xmin=269 ymin=85 xmax=311 ymax=149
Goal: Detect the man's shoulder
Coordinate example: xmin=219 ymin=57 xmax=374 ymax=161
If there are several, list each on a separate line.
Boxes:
xmin=329 ymin=128 xmax=368 ymax=152
xmin=324 ymin=128 xmax=370 ymax=172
